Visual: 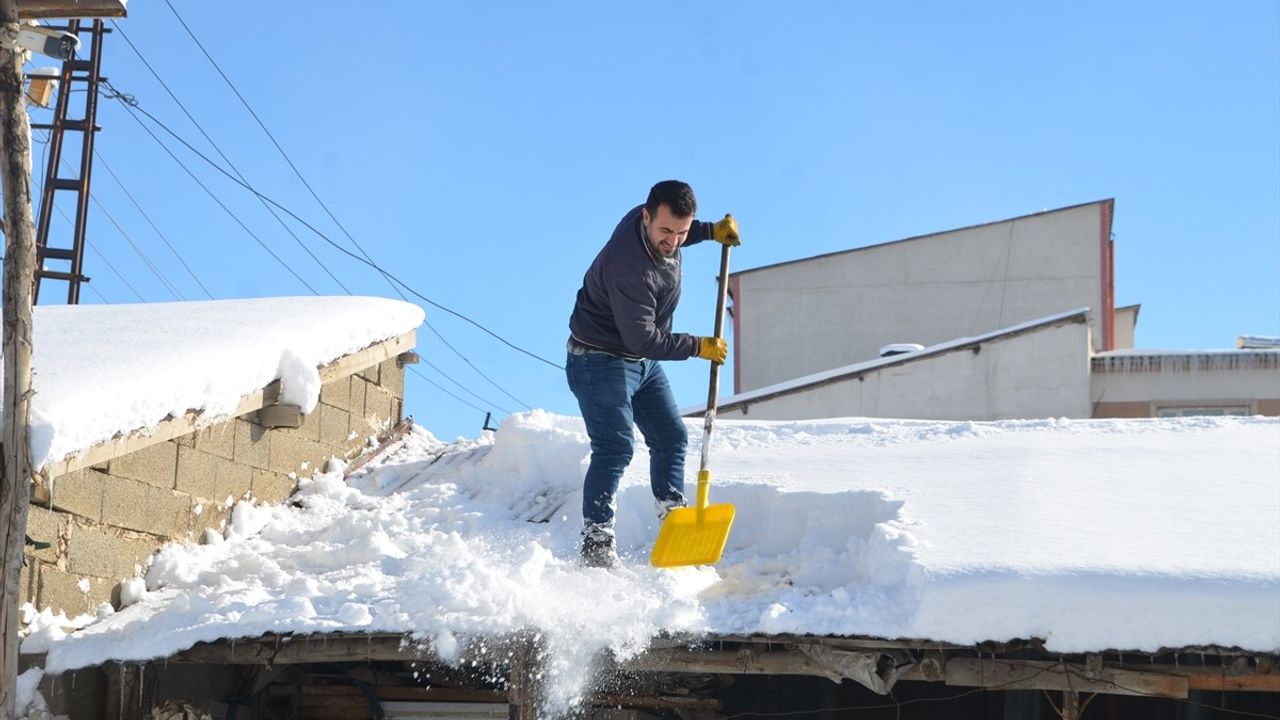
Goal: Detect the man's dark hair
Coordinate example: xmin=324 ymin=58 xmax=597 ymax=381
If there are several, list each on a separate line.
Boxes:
xmin=646 ymin=180 xmax=697 ymax=219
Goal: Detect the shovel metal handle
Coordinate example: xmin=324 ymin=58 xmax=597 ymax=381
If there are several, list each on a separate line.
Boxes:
xmin=698 ymin=243 xmax=732 ymax=484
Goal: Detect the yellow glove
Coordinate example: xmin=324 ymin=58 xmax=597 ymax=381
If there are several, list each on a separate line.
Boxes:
xmin=696 ymin=336 xmax=727 ymax=363
xmin=712 ymin=214 xmax=740 ymax=247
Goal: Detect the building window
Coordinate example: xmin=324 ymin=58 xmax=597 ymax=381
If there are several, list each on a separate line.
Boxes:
xmin=1155 ymin=405 xmax=1251 ymax=418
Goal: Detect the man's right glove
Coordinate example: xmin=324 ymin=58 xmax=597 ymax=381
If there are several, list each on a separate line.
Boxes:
xmin=712 ymin=214 xmax=740 ymax=247
xmin=697 ymin=337 xmax=728 ymax=364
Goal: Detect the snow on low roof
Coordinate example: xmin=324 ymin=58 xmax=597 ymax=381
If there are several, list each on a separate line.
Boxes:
xmin=22 ymin=296 xmax=425 ymax=472
xmin=22 ymin=411 xmax=1280 ymax=713
xmin=691 ymin=308 xmax=1090 ymax=414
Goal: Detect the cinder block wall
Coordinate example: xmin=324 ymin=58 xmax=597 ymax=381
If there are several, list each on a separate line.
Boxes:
xmin=23 ymin=357 xmax=406 ymax=617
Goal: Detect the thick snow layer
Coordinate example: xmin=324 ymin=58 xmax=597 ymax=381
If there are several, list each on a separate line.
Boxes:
xmin=22 ymin=412 xmax=1280 ymax=712
xmin=23 ymin=296 xmax=424 ymax=470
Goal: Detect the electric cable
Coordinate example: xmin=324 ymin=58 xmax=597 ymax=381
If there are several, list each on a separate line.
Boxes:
xmin=103 ymin=90 xmax=320 ymax=294
xmin=98 ymin=89 xmax=524 ymax=420
xmin=408 ymin=365 xmax=491 ymax=417
xmin=420 ymin=356 xmax=513 ymax=416
xmin=33 ymin=171 xmax=143 ymax=301
xmin=93 ymin=148 xmax=215 ymax=299
xmin=145 ymin=5 xmax=545 ymax=415
xmin=160 ymin=0 xmax=406 ymax=302
xmin=105 ymin=89 xmax=562 ymax=373
xmin=109 ymin=19 xmax=353 ymax=294
xmin=422 ymin=321 xmax=530 ymax=410
xmin=57 ymin=157 xmax=185 ymax=300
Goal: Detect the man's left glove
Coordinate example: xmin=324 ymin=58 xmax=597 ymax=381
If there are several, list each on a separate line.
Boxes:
xmin=713 ymin=214 xmax=740 ymax=247
xmin=696 ymin=337 xmax=728 ymax=364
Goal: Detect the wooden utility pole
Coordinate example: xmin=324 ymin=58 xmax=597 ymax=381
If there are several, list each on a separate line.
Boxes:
xmin=0 ymin=0 xmax=38 ymax=715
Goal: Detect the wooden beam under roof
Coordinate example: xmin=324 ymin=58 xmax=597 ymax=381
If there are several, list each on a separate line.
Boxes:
xmin=16 ymin=0 xmax=125 ymax=19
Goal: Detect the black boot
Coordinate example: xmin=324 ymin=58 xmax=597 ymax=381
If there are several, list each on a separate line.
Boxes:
xmin=580 ymin=533 xmax=620 ymax=568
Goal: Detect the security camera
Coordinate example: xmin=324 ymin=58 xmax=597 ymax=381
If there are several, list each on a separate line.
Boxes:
xmin=4 ymin=26 xmax=79 ymax=61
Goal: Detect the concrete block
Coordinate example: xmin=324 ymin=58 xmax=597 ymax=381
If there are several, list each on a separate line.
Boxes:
xmin=65 ymin=523 xmax=116 ymax=578
xmin=224 ymin=460 xmax=253 ymax=501
xmin=380 ymin=358 xmax=405 ymax=399
xmin=319 ymin=404 xmax=351 ymax=449
xmin=114 ymin=535 xmax=159 ymax=579
xmin=364 ymin=384 xmax=394 ymax=434
xmin=268 ymin=432 xmax=330 ymax=478
xmin=233 ymin=417 xmax=271 ymax=470
xmin=192 ymin=422 xmax=236 ymax=460
xmin=101 ymin=476 xmax=149 ymax=533
xmin=49 ymin=469 xmax=105 ymax=522
xmin=108 ymin=441 xmax=178 ymax=490
xmin=38 ymin=564 xmax=112 ymax=615
xmin=350 ymin=377 xmax=367 ymax=425
xmin=177 ymin=446 xmax=251 ymax=504
xmin=25 ymin=504 xmax=63 ymax=565
xmin=283 ymin=403 xmax=321 ymax=442
xmin=358 ymin=361 xmax=380 ymax=385
xmin=190 ymin=499 xmax=232 ymax=540
xmin=320 ymin=375 xmax=351 ymax=411
xmin=146 ymin=488 xmax=193 ymax=540
xmin=252 ymin=469 xmax=298 ymax=505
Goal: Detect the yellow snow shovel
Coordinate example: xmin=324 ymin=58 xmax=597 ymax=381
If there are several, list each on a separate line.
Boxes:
xmin=650 ymin=243 xmax=736 ymax=568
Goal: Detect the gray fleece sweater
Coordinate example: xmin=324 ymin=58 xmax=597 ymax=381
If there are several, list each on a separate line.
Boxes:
xmin=568 ymin=204 xmax=713 ymax=360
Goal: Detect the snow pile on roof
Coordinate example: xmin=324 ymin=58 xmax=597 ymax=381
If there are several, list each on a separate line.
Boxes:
xmin=22 ymin=296 xmax=425 ymax=471
xmin=22 ymin=411 xmax=1279 ymax=712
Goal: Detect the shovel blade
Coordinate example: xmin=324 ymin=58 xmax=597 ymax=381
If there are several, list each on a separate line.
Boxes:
xmin=649 ymin=503 xmax=735 ymax=568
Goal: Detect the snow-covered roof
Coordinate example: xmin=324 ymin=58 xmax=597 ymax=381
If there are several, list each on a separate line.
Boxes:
xmin=22 ymin=410 xmax=1279 ymax=713
xmin=25 ymin=296 xmax=425 ymax=474
xmin=1092 ymin=347 xmax=1280 ymax=373
xmin=691 ymin=308 xmax=1090 ymax=415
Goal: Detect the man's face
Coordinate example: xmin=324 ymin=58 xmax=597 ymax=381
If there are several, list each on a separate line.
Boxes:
xmin=642 ymin=204 xmax=694 ymax=258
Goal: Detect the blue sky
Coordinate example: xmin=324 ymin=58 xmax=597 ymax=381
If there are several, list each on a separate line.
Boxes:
xmin=20 ymin=1 xmax=1280 ymax=441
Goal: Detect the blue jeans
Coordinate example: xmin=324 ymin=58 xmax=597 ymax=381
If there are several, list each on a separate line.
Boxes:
xmin=566 ymin=349 xmax=688 ymax=531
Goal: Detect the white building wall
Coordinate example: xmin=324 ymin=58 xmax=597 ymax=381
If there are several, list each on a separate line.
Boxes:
xmin=718 ymin=317 xmax=1092 ymax=422
xmin=734 ymin=201 xmax=1109 ymax=393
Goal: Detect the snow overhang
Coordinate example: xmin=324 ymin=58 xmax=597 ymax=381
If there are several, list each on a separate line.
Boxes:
xmin=36 ymin=330 xmax=416 ymax=488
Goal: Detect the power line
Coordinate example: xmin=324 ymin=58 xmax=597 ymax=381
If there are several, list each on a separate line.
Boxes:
xmin=84 ymin=240 xmax=146 ymax=302
xmin=160 ymin=0 xmax=406 ymax=303
xmin=156 ymin=3 xmax=538 ymax=415
xmin=93 ymin=148 xmax=215 ymax=299
xmin=100 ymin=87 xmax=528 ymax=420
xmin=104 ymin=89 xmax=320 ymax=294
xmin=57 ymin=157 xmax=186 ymax=300
xmin=109 ymin=19 xmax=353 ymax=295
xmin=407 ymin=365 xmax=491 ymax=416
xmin=33 ymin=171 xmax=144 ymax=301
xmin=83 ymin=279 xmax=110 ymax=304
xmin=423 ymin=321 xmax=531 ymax=410
xmin=420 ymin=356 xmax=513 ymax=416
xmin=106 ymin=90 xmax=563 ymax=373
